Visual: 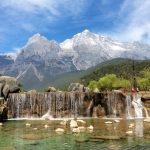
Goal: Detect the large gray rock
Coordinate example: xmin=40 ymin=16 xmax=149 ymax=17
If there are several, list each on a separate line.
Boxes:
xmin=0 ymin=76 xmax=20 ymax=122
xmin=0 ymin=83 xmax=4 ymax=97
xmin=0 ymin=76 xmax=17 ymax=89
xmin=2 ymin=84 xmax=9 ymax=100
xmin=0 ymin=76 xmax=20 ymax=100
xmin=68 ymin=83 xmax=90 ymax=92
xmin=46 ymin=86 xmax=57 ymax=92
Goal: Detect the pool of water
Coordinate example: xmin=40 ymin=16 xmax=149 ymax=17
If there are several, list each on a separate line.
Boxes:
xmin=0 ymin=118 xmax=150 ymax=150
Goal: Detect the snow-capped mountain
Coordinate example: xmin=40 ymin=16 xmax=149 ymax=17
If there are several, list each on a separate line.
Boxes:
xmin=1 ymin=29 xmax=150 ymax=89
xmin=60 ymin=29 xmax=150 ymax=70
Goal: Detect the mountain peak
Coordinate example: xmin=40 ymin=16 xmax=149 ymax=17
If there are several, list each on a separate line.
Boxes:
xmin=27 ymin=33 xmax=47 ymax=45
xmin=82 ymin=29 xmax=90 ymax=33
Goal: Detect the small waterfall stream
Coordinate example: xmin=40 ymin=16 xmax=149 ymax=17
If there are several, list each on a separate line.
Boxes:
xmin=125 ymin=95 xmax=133 ymax=119
xmin=107 ymin=92 xmax=125 ymax=118
xmin=132 ymin=94 xmax=143 ymax=118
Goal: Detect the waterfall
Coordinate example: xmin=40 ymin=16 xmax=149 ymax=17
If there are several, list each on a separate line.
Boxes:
xmin=86 ymin=100 xmax=93 ymax=117
xmin=143 ymin=107 xmax=149 ymax=118
xmin=132 ymin=94 xmax=143 ymax=118
xmin=107 ymin=92 xmax=119 ymax=118
xmin=7 ymin=92 xmax=126 ymax=119
xmin=125 ymin=95 xmax=133 ymax=119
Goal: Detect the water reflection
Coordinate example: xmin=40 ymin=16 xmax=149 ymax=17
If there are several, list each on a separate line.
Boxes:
xmin=134 ymin=119 xmax=143 ymax=137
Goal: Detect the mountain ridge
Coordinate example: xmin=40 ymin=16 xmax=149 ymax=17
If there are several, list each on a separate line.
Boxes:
xmin=1 ymin=30 xmax=150 ymax=89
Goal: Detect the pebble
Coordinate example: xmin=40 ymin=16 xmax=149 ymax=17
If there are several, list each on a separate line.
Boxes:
xmin=126 ymin=131 xmax=133 ymax=135
xmin=105 ymin=121 xmax=112 ymax=124
xmin=55 ymin=128 xmax=65 ymax=133
xmin=72 ymin=127 xmax=80 ymax=133
xmin=114 ymin=120 xmax=120 ymax=123
xmin=87 ymin=125 xmax=94 ymax=130
xmin=77 ymin=120 xmax=86 ymax=124
xmin=25 ymin=123 xmax=31 ymax=127
xmin=44 ymin=124 xmax=49 ymax=128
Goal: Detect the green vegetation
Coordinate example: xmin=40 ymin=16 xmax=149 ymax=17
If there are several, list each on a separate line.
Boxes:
xmin=81 ymin=58 xmax=150 ymax=87
xmin=88 ymin=69 xmax=150 ymax=92
xmin=81 ymin=58 xmax=150 ymax=92
xmin=88 ymin=74 xmax=131 ymax=92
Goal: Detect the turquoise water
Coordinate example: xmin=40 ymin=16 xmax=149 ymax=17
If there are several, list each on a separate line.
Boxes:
xmin=0 ymin=118 xmax=150 ymax=150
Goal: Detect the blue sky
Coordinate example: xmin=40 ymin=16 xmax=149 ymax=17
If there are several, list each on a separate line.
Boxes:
xmin=0 ymin=0 xmax=150 ymax=53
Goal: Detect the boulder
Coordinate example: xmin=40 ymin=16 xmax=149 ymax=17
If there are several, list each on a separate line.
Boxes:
xmin=46 ymin=86 xmax=57 ymax=92
xmin=0 ymin=76 xmax=17 ymax=89
xmin=2 ymin=84 xmax=9 ymax=100
xmin=68 ymin=83 xmax=89 ymax=92
xmin=0 ymin=83 xmax=4 ymax=97
xmin=0 ymin=100 xmax=8 ymax=122
xmin=0 ymin=76 xmax=20 ymax=100
xmin=0 ymin=76 xmax=20 ymax=121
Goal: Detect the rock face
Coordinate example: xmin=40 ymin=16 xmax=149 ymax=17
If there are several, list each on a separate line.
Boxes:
xmin=4 ymin=34 xmax=76 ymax=89
xmin=0 ymin=76 xmax=20 ymax=122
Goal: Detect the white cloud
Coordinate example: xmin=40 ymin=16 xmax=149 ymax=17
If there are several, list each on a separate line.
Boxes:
xmin=0 ymin=0 xmax=87 ymax=17
xmin=115 ymin=0 xmax=150 ymax=43
xmin=0 ymin=0 xmax=88 ymax=34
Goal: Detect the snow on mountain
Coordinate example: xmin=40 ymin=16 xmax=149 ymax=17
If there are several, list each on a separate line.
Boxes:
xmin=60 ymin=29 xmax=150 ymax=70
xmin=0 ymin=52 xmax=17 ymax=60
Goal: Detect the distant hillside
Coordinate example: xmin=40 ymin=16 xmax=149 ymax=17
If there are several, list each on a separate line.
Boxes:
xmin=80 ymin=58 xmax=150 ymax=86
xmin=21 ymin=58 xmax=150 ymax=90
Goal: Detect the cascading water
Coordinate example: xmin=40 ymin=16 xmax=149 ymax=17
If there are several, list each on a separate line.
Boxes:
xmin=132 ymin=94 xmax=143 ymax=118
xmin=125 ymin=95 xmax=133 ymax=119
xmin=7 ymin=92 xmax=127 ymax=119
xmin=107 ymin=92 xmax=125 ymax=118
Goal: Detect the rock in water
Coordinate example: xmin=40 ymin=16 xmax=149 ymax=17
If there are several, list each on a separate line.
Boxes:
xmin=70 ymin=120 xmax=78 ymax=128
xmin=55 ymin=128 xmax=65 ymax=133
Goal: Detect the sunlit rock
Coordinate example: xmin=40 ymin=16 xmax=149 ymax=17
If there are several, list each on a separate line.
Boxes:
xmin=33 ymin=128 xmax=38 ymax=130
xmin=44 ymin=124 xmax=49 ymax=128
xmin=25 ymin=123 xmax=31 ymax=127
xmin=114 ymin=120 xmax=120 ymax=123
xmin=70 ymin=120 xmax=78 ymax=128
xmin=72 ymin=127 xmax=80 ymax=133
xmin=87 ymin=125 xmax=94 ymax=130
xmin=126 ymin=130 xmax=133 ymax=135
xmin=105 ymin=121 xmax=112 ymax=124
xmin=77 ymin=119 xmax=86 ymax=124
xmin=55 ymin=128 xmax=65 ymax=133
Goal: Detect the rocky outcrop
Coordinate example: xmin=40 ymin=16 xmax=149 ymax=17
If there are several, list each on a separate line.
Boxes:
xmin=0 ymin=76 xmax=20 ymax=122
xmin=46 ymin=86 xmax=57 ymax=92
xmin=0 ymin=99 xmax=8 ymax=122
xmin=68 ymin=83 xmax=90 ymax=92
